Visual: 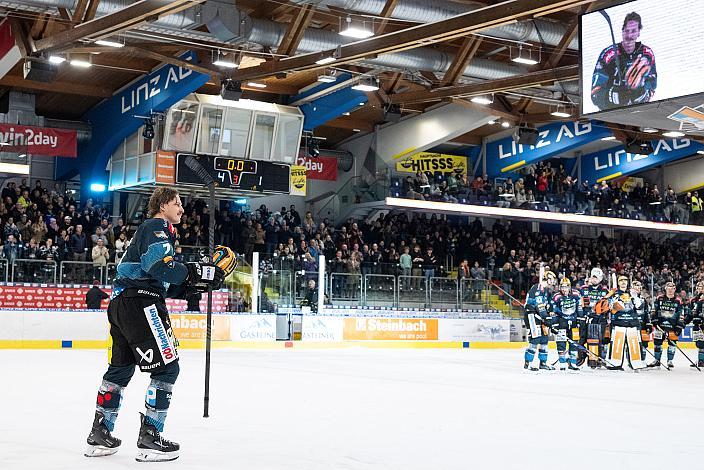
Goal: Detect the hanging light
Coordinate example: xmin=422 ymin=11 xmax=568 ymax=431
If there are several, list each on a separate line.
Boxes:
xmin=352 ymin=76 xmax=380 ymax=92
xmin=213 ymin=50 xmax=239 ymax=69
xmin=315 ymin=46 xmax=341 ymax=65
xmin=246 ymin=82 xmax=267 ymax=89
xmin=317 ymin=69 xmax=337 ymax=83
xmin=69 ymin=53 xmax=92 ymax=68
xmin=470 ymin=94 xmax=494 ymax=105
xmin=550 ymin=103 xmax=572 ymax=118
xmin=663 ymin=131 xmax=685 ymax=138
xmin=511 ymin=44 xmax=540 ymax=65
xmin=339 ymin=15 xmax=374 ymax=39
xmin=48 ymin=55 xmax=66 ymax=64
xmin=95 ymin=38 xmax=124 ymax=48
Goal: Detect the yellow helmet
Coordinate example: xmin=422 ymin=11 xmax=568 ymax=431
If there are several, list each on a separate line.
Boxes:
xmin=560 ymin=277 xmax=571 ymax=289
xmin=544 ymin=270 xmax=557 ymax=286
xmin=212 ymin=245 xmax=238 ymax=276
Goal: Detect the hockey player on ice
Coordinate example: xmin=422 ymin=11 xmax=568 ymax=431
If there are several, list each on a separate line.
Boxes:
xmin=523 ymin=270 xmax=557 ymax=371
xmin=684 ymin=281 xmax=704 ymax=368
xmin=631 ymin=280 xmax=652 ymax=362
xmin=649 ymin=281 xmax=684 ymax=368
xmin=606 ymin=275 xmax=646 ymax=370
xmin=552 ymin=277 xmax=582 ymax=371
xmin=578 ymin=267 xmax=610 ymax=368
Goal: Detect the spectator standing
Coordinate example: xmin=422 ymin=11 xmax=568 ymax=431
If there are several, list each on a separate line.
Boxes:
xmin=91 ymin=238 xmax=109 ymax=281
xmin=85 ymin=279 xmax=109 ymax=309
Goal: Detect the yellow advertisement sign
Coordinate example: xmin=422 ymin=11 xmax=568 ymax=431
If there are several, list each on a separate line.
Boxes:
xmin=290 ymin=165 xmax=307 ymax=196
xmin=343 ymin=317 xmax=439 ymax=341
xmin=395 ymin=152 xmax=467 ymax=175
xmin=169 ymin=314 xmax=230 ymax=340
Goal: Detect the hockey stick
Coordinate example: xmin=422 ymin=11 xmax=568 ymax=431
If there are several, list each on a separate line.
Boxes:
xmin=655 ymin=326 xmax=701 ymax=371
xmin=599 ymin=10 xmax=623 ymax=85
xmin=545 ymin=324 xmax=621 ymax=369
xmin=183 ymin=155 xmax=217 ymax=417
xmin=641 ymin=343 xmax=671 ymax=371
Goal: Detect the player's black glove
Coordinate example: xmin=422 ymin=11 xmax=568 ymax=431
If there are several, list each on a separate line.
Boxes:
xmin=643 ymin=323 xmax=653 ymax=334
xmin=186 ymin=262 xmax=225 ymax=292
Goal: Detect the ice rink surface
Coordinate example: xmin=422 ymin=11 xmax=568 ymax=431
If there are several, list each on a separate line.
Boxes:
xmin=2 ymin=347 xmax=704 ymax=470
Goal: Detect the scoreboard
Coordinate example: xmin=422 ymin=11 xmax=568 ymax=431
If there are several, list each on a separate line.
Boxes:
xmin=175 ymin=153 xmax=291 ymax=194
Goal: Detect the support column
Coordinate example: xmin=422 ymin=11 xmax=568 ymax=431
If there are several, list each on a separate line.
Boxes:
xmin=251 ymin=251 xmax=259 ymax=314
xmin=317 ymin=255 xmax=326 ymax=313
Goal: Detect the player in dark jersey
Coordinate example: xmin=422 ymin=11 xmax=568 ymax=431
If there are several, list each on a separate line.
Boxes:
xmin=649 ymin=281 xmax=685 ymax=368
xmin=685 ymin=281 xmax=704 ymax=368
xmin=84 ymin=188 xmax=225 ymax=462
xmin=578 ymin=267 xmax=610 ymax=368
xmin=552 ymin=277 xmax=581 ymax=371
xmin=631 ymin=280 xmax=652 ymax=362
xmin=607 ymin=275 xmax=646 ymax=369
xmin=523 ymin=270 xmax=557 ymax=371
xmin=591 ymin=12 xmax=657 ymax=110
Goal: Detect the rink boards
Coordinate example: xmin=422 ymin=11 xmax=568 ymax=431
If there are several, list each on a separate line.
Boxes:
xmin=0 ymin=309 xmax=515 ymax=349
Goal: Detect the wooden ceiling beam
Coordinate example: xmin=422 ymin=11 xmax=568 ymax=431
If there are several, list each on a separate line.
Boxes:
xmin=277 ymin=5 xmax=315 ymax=57
xmin=376 ymin=0 xmax=400 ymax=35
xmin=84 ymin=0 xmax=101 ymax=22
xmin=440 ymin=35 xmax=482 ymax=86
xmin=229 ymin=0 xmax=591 ymax=81
xmin=0 ymin=74 xmax=113 ymax=97
xmin=34 ymin=0 xmax=206 ymax=52
xmin=390 ymin=64 xmax=578 ymax=104
xmin=71 ymin=0 xmax=89 ymax=23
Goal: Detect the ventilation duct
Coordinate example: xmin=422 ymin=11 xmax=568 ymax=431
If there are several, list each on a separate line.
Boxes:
xmin=201 ymin=2 xmax=252 ymax=43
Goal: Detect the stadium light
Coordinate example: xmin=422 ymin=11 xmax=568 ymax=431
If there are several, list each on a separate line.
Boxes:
xmin=339 ymin=15 xmax=374 ymax=39
xmin=470 ymin=95 xmax=494 ymax=105
xmin=663 ymin=131 xmax=685 ymax=138
xmin=511 ymin=45 xmax=540 ymax=65
xmin=95 ymin=39 xmax=124 ymax=48
xmin=90 ymin=183 xmax=106 ymax=192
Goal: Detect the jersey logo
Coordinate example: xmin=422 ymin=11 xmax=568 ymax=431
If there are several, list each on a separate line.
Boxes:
xmin=136 ymin=347 xmax=154 ymax=364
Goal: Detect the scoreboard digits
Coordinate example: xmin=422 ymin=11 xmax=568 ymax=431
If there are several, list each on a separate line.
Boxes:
xmin=175 ymin=153 xmax=290 ymax=194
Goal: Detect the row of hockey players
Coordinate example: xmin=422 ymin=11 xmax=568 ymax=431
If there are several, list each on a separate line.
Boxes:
xmin=523 ymin=267 xmax=704 ymax=371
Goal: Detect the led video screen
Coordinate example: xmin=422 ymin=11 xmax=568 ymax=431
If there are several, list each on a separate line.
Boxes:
xmin=581 ymin=0 xmax=703 ymax=115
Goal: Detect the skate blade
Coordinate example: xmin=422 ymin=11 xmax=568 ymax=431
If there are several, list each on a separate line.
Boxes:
xmin=136 ymin=448 xmax=179 ymax=462
xmin=85 ymin=444 xmax=119 ymax=457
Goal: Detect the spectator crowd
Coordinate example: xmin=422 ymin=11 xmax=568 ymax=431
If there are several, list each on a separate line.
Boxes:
xmin=398 ymin=161 xmax=703 ymax=224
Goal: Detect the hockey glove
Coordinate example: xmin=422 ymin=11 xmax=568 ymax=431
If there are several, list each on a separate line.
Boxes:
xmin=643 ymin=323 xmax=653 ymax=334
xmin=625 ymin=56 xmax=651 ymax=90
xmin=186 ymin=262 xmax=226 ymax=292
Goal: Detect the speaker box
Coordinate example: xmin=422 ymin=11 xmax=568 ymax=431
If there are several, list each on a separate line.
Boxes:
xmin=23 ymin=60 xmax=57 ymax=83
xmin=514 ymin=126 xmax=539 ymax=146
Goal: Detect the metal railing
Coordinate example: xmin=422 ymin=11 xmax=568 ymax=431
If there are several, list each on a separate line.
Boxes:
xmin=11 ymin=259 xmax=57 ymax=284
xmin=329 ymin=273 xmax=362 ymax=303
xmin=364 ymin=274 xmax=396 ymax=306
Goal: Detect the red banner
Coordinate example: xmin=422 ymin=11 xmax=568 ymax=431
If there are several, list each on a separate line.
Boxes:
xmin=295 ymin=155 xmax=337 ymax=181
xmin=0 ymin=285 xmax=229 ymax=311
xmin=0 ymin=124 xmax=78 ymax=158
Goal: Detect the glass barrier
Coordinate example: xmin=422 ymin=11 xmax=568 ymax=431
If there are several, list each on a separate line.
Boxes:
xmin=0 ymin=258 xmax=7 ymax=282
xmin=12 ymin=259 xmax=57 ymax=284
xmin=260 ymin=270 xmax=293 ymax=308
xmin=398 ymin=276 xmax=428 ymax=308
xmin=429 ymin=277 xmax=459 ymax=309
xmin=329 ymin=273 xmax=362 ymax=303
xmin=364 ymin=274 xmax=396 ymax=307
xmin=59 ymin=261 xmax=103 ymax=285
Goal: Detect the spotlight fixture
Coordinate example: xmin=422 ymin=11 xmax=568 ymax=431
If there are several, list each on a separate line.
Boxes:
xmin=487 ymin=120 xmax=496 ymax=125
xmin=663 ymin=131 xmax=685 ymax=138
xmin=339 ymin=15 xmax=374 ymax=39
xmin=95 ymin=39 xmax=124 ymax=48
xmin=470 ymin=95 xmax=494 ymax=105
xmin=697 ymin=150 xmax=704 ymax=155
xmin=601 ymin=136 xmax=617 ymax=141
xmin=352 ymin=76 xmax=380 ymax=92
xmin=511 ymin=44 xmax=540 ymax=65
xmin=48 ymin=55 xmax=66 ymax=64
xmin=142 ymin=117 xmax=155 ymax=140
xmin=213 ymin=50 xmax=239 ymax=69
xmin=308 ymin=137 xmax=320 ymax=158
xmin=246 ymin=82 xmax=267 ymax=89
xmin=501 ymin=121 xmax=511 ymax=128
xmin=69 ymin=53 xmax=92 ymax=68
xmin=641 ymin=127 xmax=658 ymax=133
xmin=221 ymin=79 xmax=243 ymax=101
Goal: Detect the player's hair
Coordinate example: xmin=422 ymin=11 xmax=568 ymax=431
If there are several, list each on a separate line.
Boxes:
xmin=147 ymin=187 xmax=180 ymax=218
xmin=622 ymin=12 xmax=642 ymax=30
